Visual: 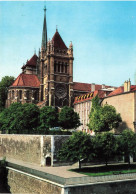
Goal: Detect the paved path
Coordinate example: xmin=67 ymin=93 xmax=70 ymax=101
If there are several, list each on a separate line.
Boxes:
xmin=0 ymin=157 xmax=86 ymax=178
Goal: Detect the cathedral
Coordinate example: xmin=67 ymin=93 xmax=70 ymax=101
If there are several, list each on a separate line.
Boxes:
xmin=6 ymin=8 xmax=114 ymax=109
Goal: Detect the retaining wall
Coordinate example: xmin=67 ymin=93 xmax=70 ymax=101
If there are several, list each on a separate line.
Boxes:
xmin=0 ymin=135 xmax=70 ymax=166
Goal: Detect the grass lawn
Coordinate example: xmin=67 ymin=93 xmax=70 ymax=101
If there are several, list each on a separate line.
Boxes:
xmin=70 ymin=164 xmax=136 ymax=176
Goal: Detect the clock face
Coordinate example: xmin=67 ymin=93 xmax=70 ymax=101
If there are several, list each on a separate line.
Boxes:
xmin=55 ymin=84 xmax=67 ymax=99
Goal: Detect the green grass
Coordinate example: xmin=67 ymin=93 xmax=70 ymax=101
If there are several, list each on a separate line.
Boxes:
xmin=70 ymin=164 xmax=136 ymax=176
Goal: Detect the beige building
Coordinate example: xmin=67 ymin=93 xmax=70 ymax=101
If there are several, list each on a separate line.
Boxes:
xmin=74 ymin=86 xmax=116 ymax=134
xmin=102 ymin=80 xmax=136 ymax=133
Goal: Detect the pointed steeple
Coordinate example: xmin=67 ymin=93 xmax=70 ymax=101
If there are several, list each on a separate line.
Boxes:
xmin=42 ymin=6 xmax=47 ymax=50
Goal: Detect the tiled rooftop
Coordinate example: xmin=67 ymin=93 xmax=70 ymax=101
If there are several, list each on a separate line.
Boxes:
xmin=10 ymin=73 xmax=40 ymax=88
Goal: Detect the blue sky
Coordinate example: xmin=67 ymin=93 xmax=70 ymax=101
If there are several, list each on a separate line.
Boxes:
xmin=1 ymin=1 xmax=136 ymax=86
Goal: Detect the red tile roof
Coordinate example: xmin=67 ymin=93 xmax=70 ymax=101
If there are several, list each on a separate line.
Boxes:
xmin=52 ymin=31 xmax=67 ymax=50
xmin=22 ymin=54 xmax=38 ymax=69
xmin=108 ymin=86 xmax=124 ymax=97
xmin=108 ymin=85 xmax=136 ymax=97
xmin=10 ymin=73 xmax=40 ymax=88
xmin=73 ymin=82 xmax=115 ymax=92
xmin=73 ymin=82 xmax=91 ymax=92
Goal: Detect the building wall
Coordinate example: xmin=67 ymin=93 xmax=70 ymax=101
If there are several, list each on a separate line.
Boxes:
xmin=102 ymin=92 xmax=136 ymax=132
xmin=6 ymin=88 xmax=39 ymax=108
xmin=0 ymin=135 xmax=70 ymax=166
xmin=74 ymin=100 xmax=92 ymax=133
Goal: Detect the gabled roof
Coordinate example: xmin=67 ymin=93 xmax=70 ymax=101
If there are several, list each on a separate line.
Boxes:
xmin=10 ymin=73 xmax=40 ymax=88
xmin=22 ymin=54 xmax=38 ymax=69
xmin=107 ymin=85 xmax=136 ymax=97
xmin=52 ymin=30 xmax=67 ymax=50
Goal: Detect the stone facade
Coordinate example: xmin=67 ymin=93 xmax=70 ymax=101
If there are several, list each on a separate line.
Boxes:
xmin=6 ymin=87 xmax=39 ymax=108
xmin=39 ymin=30 xmax=74 ymax=107
xmin=0 ymin=135 xmax=70 ymax=166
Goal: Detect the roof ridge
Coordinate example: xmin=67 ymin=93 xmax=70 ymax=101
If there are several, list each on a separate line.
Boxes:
xmin=21 ymin=74 xmax=25 ymax=86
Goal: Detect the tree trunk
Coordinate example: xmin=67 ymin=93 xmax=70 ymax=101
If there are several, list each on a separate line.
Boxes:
xmin=128 ymin=156 xmax=130 ymax=166
xmin=105 ymin=158 xmax=108 ymax=167
xmin=79 ymin=160 xmax=82 ymax=169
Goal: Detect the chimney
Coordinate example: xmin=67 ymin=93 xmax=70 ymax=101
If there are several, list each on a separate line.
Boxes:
xmin=102 ymin=84 xmax=105 ymax=89
xmin=91 ymin=83 xmax=95 ymax=92
xmin=128 ymin=78 xmax=131 ymax=92
xmin=124 ymin=79 xmax=131 ymax=92
xmin=124 ymin=81 xmax=128 ymax=92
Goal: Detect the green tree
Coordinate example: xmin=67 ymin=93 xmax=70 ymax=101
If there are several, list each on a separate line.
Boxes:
xmin=16 ymin=103 xmax=40 ymax=133
xmin=119 ymin=129 xmax=136 ymax=165
xmin=39 ymin=106 xmax=58 ymax=133
xmin=88 ymin=96 xmax=122 ymax=132
xmin=93 ymin=132 xmax=118 ymax=166
xmin=59 ymin=106 xmax=80 ymax=130
xmin=0 ymin=76 xmax=15 ymax=111
xmin=0 ymin=102 xmax=22 ymax=133
xmin=58 ymin=131 xmax=93 ymax=168
xmin=0 ymin=103 xmax=40 ymax=134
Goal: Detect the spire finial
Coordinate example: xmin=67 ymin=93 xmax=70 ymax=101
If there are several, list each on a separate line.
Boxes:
xmin=44 ymin=5 xmax=46 ymax=12
xmin=56 ymin=25 xmax=58 ymax=32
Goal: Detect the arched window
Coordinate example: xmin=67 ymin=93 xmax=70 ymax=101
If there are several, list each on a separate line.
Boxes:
xmin=61 ymin=64 xmax=64 ymax=73
xmin=19 ymin=90 xmax=22 ymax=100
xmin=65 ymin=65 xmax=67 ymax=73
xmin=58 ymin=64 xmax=60 ymax=72
xmin=26 ymin=91 xmax=30 ymax=100
xmin=54 ymin=63 xmax=56 ymax=72
xmin=12 ymin=90 xmax=14 ymax=100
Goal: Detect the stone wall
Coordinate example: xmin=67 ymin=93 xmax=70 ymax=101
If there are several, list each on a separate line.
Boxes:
xmin=0 ymin=135 xmax=70 ymax=166
xmin=4 ymin=167 xmax=136 ymax=194
xmin=7 ymin=169 xmax=61 ymax=194
xmin=68 ymin=180 xmax=136 ymax=194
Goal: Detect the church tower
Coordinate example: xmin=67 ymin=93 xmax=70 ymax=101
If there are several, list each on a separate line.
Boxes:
xmin=39 ymin=7 xmax=74 ymax=107
xmin=38 ymin=6 xmax=47 ymax=101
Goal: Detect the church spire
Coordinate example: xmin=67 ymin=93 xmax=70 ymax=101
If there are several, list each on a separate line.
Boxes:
xmin=41 ymin=6 xmax=47 ymax=50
